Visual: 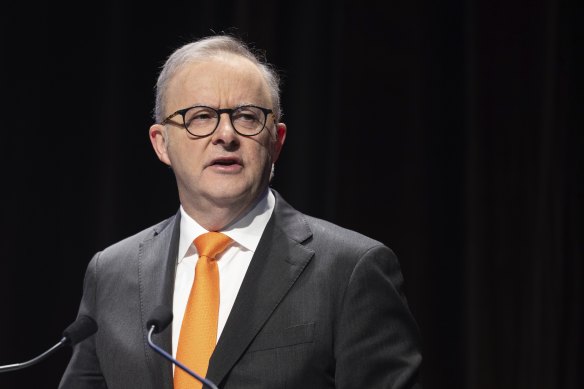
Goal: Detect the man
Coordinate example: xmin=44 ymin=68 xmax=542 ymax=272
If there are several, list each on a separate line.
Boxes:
xmin=59 ymin=34 xmax=422 ymax=389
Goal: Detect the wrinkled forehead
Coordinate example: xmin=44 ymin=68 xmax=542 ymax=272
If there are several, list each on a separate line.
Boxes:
xmin=166 ymin=54 xmax=272 ymax=109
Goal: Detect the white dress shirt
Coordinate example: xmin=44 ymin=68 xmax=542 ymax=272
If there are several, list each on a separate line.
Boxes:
xmin=172 ymin=190 xmax=275 ymax=358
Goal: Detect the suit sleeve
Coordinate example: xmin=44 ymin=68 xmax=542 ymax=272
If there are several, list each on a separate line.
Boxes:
xmin=334 ymin=245 xmax=422 ymax=388
xmin=59 ymin=253 xmax=108 ymax=389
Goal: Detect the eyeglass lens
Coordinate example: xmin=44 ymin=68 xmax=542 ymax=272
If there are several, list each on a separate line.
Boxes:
xmin=184 ymin=106 xmax=267 ymax=136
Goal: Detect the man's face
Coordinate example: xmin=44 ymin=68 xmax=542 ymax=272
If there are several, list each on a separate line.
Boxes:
xmin=149 ymin=55 xmax=286 ymax=223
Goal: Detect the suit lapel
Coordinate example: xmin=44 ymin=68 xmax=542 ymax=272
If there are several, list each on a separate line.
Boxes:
xmin=139 ymin=212 xmax=181 ymax=389
xmin=207 ymin=192 xmax=314 ymax=385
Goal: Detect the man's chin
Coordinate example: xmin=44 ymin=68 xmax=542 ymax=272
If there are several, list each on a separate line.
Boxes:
xmin=204 ymin=187 xmax=257 ymax=209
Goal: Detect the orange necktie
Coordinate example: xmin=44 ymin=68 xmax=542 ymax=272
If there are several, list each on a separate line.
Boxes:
xmin=174 ymin=232 xmax=233 ymax=389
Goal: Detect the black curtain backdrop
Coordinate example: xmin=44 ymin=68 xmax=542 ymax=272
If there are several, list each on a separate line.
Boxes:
xmin=0 ymin=1 xmax=581 ymax=388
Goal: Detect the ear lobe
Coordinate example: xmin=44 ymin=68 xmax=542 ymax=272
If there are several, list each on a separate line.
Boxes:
xmin=149 ymin=124 xmax=172 ymax=166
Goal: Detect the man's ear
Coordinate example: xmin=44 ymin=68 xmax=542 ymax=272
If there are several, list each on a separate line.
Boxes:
xmin=149 ymin=124 xmax=172 ymax=166
xmin=271 ymin=122 xmax=287 ymax=163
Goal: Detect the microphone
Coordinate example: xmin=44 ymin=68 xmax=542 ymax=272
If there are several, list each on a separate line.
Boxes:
xmin=0 ymin=315 xmax=97 ymax=373
xmin=146 ymin=306 xmax=219 ymax=389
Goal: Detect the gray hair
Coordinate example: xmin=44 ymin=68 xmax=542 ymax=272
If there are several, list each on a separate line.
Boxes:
xmin=153 ymin=35 xmax=282 ymax=124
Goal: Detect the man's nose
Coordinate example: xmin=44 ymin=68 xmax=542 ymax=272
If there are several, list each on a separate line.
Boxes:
xmin=211 ymin=113 xmax=239 ymax=144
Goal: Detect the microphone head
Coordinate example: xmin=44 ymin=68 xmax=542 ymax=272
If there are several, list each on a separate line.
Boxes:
xmin=62 ymin=315 xmax=98 ymax=346
xmin=146 ymin=305 xmax=173 ymax=333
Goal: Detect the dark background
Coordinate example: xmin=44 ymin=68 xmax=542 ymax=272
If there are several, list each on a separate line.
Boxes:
xmin=0 ymin=0 xmax=582 ymax=388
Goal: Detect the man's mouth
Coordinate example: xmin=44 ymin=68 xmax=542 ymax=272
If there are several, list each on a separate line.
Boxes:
xmin=209 ymin=157 xmax=243 ymax=168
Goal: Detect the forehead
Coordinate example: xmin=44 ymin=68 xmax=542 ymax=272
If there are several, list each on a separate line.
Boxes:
xmin=166 ymin=54 xmax=271 ymax=109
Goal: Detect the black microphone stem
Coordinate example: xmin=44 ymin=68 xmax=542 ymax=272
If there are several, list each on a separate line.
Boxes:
xmin=0 ymin=338 xmax=66 ymax=373
xmin=147 ymin=326 xmax=219 ymax=389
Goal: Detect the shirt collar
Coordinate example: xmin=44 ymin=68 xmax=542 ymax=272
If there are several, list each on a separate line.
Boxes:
xmin=178 ymin=189 xmax=275 ymax=263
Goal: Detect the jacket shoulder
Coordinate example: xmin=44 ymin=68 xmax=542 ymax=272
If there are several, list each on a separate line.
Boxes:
xmin=305 ymin=214 xmax=389 ymax=253
xmin=273 ymin=190 xmax=390 ymax=256
xmin=98 ymin=214 xmax=177 ymax=260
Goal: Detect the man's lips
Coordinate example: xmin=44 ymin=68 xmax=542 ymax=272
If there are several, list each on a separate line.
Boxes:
xmin=207 ymin=156 xmax=243 ymax=168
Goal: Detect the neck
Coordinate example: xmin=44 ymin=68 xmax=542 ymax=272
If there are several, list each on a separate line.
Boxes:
xmin=183 ymin=206 xmax=244 ymax=231
xmin=181 ymin=189 xmax=269 ymax=231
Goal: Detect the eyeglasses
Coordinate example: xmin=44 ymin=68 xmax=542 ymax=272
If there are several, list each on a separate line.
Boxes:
xmin=161 ymin=105 xmax=273 ymax=137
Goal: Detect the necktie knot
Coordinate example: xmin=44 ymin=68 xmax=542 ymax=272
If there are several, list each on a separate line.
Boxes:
xmin=194 ymin=232 xmax=233 ymax=261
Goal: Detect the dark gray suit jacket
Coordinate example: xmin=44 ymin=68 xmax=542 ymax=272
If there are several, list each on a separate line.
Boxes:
xmin=59 ymin=190 xmax=422 ymax=388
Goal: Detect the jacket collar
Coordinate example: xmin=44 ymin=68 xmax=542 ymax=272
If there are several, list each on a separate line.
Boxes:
xmin=207 ymin=190 xmax=314 ymax=385
xmin=139 ymin=211 xmax=181 ymax=389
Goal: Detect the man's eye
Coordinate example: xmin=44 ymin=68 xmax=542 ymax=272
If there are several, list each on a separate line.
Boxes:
xmin=239 ymin=113 xmax=258 ymax=122
xmin=192 ymin=113 xmax=213 ymax=121
xmin=233 ymin=109 xmax=260 ymax=122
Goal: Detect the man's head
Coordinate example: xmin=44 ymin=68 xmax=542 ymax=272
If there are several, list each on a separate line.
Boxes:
xmin=149 ymin=35 xmax=286 ymax=230
xmin=153 ymin=36 xmax=282 ymax=125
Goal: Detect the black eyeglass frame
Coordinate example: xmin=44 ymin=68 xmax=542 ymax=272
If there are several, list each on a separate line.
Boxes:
xmin=160 ymin=104 xmax=274 ymax=137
